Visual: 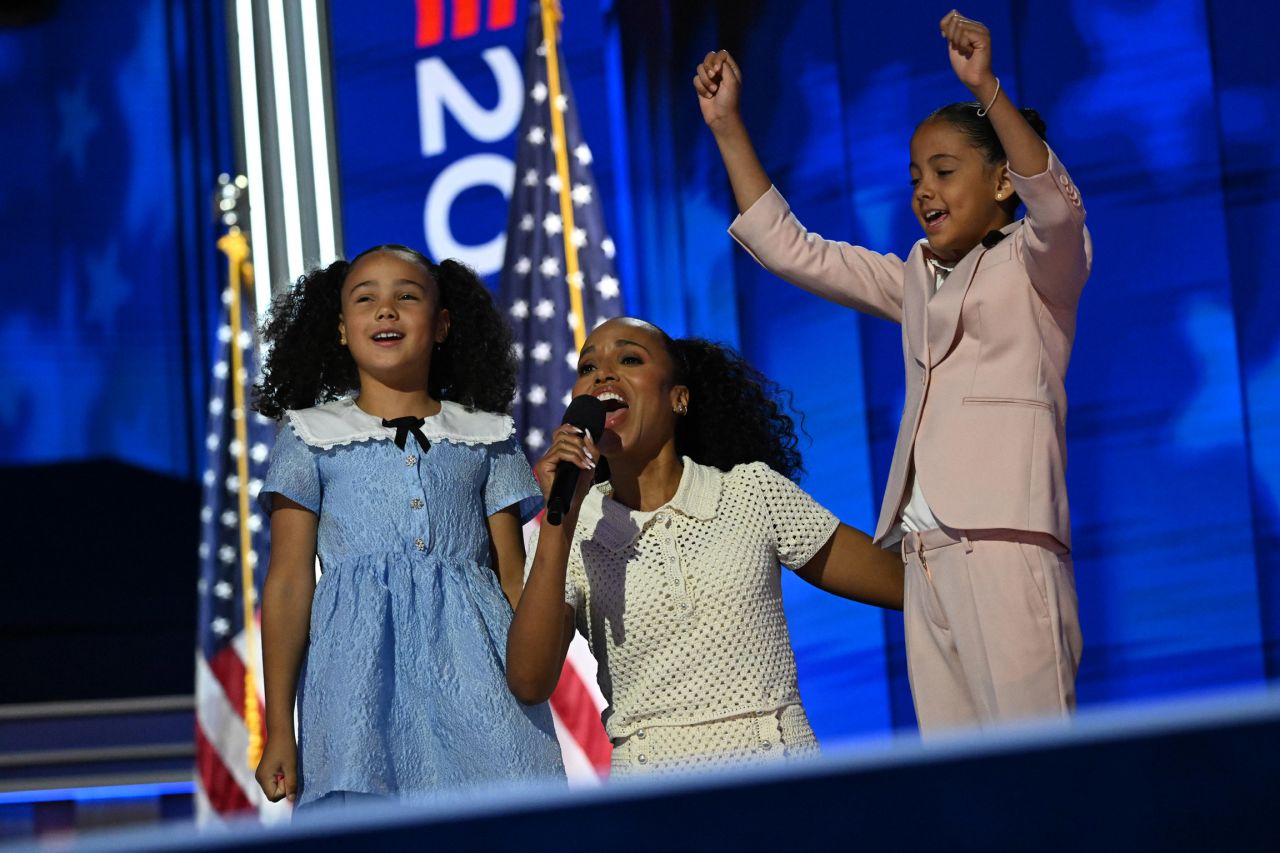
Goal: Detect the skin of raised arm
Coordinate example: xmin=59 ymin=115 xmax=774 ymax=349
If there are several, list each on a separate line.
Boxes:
xmin=488 ymin=504 xmax=529 ymax=609
xmin=795 ymin=523 xmax=905 ymax=610
xmin=253 ymin=495 xmax=318 ymax=802
xmin=941 ymin=9 xmax=1049 ymax=177
xmin=694 ymin=49 xmax=772 ymax=214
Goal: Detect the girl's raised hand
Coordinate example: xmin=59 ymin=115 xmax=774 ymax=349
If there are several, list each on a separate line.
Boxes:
xmin=534 ymin=424 xmax=597 ymax=519
xmin=940 ymin=10 xmax=996 ymax=94
xmin=693 ymin=49 xmax=742 ymax=128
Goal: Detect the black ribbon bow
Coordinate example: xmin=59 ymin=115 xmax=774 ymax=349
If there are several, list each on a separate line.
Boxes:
xmin=382 ymin=416 xmax=431 ymax=453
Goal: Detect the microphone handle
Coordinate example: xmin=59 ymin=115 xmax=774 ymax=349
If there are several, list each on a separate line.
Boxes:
xmin=545 ymin=458 xmax=582 ymax=526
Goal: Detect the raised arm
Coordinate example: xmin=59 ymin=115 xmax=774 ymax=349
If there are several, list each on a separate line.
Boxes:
xmin=506 ymin=425 xmax=594 ymax=704
xmin=941 ymin=10 xmax=1046 ymax=178
xmin=694 ymin=50 xmax=770 ymax=214
xmin=795 ymin=523 xmax=904 ymax=610
xmin=941 ymin=10 xmax=1090 ymax=307
xmin=254 ymin=495 xmax=318 ymax=804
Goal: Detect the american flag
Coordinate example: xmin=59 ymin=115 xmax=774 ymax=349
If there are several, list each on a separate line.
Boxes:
xmin=194 ymin=228 xmax=287 ymax=822
xmin=498 ymin=0 xmax=620 ymax=780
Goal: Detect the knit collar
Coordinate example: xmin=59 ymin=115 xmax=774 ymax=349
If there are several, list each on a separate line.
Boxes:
xmin=286 ymin=397 xmax=514 ymax=450
xmin=582 ymin=457 xmax=722 ymax=551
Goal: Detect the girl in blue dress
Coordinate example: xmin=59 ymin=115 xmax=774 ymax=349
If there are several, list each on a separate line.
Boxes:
xmin=251 ymin=245 xmax=563 ymax=810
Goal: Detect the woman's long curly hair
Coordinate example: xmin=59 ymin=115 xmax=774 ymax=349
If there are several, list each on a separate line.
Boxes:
xmin=253 ymin=245 xmax=516 ymax=419
xmin=595 ymin=324 xmax=805 ymax=481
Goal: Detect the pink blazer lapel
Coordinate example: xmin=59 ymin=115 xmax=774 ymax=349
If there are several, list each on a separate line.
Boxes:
xmin=903 ymin=245 xmax=931 ymax=366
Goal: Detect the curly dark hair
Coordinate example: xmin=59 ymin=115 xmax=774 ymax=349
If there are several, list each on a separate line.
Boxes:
xmin=253 ymin=245 xmax=516 ymax=419
xmin=593 ymin=324 xmax=804 ymax=482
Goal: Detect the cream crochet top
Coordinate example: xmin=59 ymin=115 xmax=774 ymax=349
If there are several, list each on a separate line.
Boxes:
xmin=536 ymin=458 xmax=839 ymax=741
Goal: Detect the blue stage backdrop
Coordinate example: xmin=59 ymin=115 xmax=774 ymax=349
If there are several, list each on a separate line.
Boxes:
xmin=329 ymin=0 xmax=1278 ymax=743
xmin=0 ymin=0 xmax=232 ymax=481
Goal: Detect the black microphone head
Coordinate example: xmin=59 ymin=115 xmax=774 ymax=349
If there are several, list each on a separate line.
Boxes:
xmin=562 ymin=394 xmax=606 ymax=443
xmin=981 ymin=229 xmax=1007 ymax=248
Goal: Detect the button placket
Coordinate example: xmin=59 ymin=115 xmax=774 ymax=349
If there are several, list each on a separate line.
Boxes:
xmin=657 ymin=514 xmax=693 ymax=618
xmin=403 ymin=448 xmax=430 ymax=553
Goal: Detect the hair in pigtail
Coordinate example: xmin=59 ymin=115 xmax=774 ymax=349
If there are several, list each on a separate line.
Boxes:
xmin=252 ymin=246 xmax=518 ymax=420
xmin=254 ymin=259 xmax=358 ymax=420
xmin=428 ymin=258 xmax=517 ymax=414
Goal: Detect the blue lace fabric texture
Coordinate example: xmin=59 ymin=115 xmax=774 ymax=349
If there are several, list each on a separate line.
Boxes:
xmin=260 ymin=419 xmax=563 ymax=806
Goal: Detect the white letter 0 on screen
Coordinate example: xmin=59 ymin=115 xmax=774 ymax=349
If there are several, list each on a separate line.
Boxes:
xmin=417 ymin=47 xmax=523 ymax=158
xmin=423 ymin=153 xmax=514 ymax=276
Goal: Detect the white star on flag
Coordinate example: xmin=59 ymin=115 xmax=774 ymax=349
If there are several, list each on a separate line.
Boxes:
xmin=554 ymin=94 xmax=568 ymax=112
xmin=251 ymin=443 xmax=269 ymax=463
xmin=570 ymin=228 xmax=587 ymax=249
xmin=574 ymin=143 xmax=592 ymax=165
xmin=527 ymin=126 xmax=546 ymax=145
xmin=571 ymin=184 xmax=592 ymax=206
xmin=564 ymin=350 xmax=579 ymax=369
xmin=530 ymin=82 xmax=548 ymax=103
xmin=510 ymin=299 xmax=529 ymax=319
xmin=220 ymin=511 xmax=237 ymax=529
xmin=601 ymin=237 xmax=616 ymax=259
xmin=568 ymin=270 xmax=585 ymax=290
xmin=531 ymin=342 xmax=552 ymax=363
xmin=218 ymin=545 xmax=235 ymax=564
xmin=520 ymin=214 xmax=535 ymax=232
xmin=543 ymin=212 xmax=563 ymax=236
xmin=514 ymin=256 xmax=532 ymax=274
xmin=534 ymin=299 xmax=556 ymax=320
xmin=525 ymin=428 xmax=545 ymax=449
xmin=523 ymin=169 xmax=540 ymax=187
xmin=596 ymin=274 xmax=620 ymax=299
xmin=211 ymin=617 xmax=230 ymax=636
xmin=528 ymin=385 xmax=547 ymax=405
xmin=214 ymin=580 xmax=233 ymax=599
xmin=545 ymin=173 xmax=563 ymax=194
xmin=539 ymin=256 xmax=561 ymax=277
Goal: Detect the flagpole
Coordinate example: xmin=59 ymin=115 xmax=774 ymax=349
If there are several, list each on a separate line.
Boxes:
xmin=539 ymin=0 xmax=588 ymax=351
xmin=216 ymin=228 xmax=265 ymax=770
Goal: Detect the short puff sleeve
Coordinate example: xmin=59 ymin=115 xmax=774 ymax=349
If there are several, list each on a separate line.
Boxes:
xmin=258 ymin=423 xmax=321 ymax=515
xmin=743 ymin=462 xmax=839 ymax=571
xmin=484 ymin=437 xmax=543 ymax=524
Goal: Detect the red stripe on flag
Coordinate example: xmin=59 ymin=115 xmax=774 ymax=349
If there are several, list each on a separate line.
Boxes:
xmin=451 ymin=0 xmax=480 ymax=39
xmin=416 ymin=0 xmax=444 ymax=47
xmin=208 ymin=645 xmax=248 ymax=722
xmin=548 ymin=664 xmax=612 ymax=774
xmin=195 ymin=724 xmax=258 ymax=815
xmin=208 ymin=644 xmax=266 ymax=729
xmin=487 ymin=0 xmax=516 ymax=31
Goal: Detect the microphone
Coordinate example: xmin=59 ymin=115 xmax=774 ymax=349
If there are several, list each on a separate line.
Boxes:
xmin=981 ymin=229 xmax=1007 ymax=248
xmin=545 ymin=395 xmax=606 ymax=526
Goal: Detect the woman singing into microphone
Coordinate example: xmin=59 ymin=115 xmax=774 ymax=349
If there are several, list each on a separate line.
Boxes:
xmin=506 ymin=317 xmax=903 ymax=776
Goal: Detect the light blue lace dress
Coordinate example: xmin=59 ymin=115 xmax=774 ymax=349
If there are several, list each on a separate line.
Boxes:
xmin=259 ymin=398 xmax=564 ymax=807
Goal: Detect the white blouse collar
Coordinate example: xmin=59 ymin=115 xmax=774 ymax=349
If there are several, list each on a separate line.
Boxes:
xmin=286 ymin=397 xmax=514 ymax=450
xmin=582 ymin=457 xmax=722 ymax=551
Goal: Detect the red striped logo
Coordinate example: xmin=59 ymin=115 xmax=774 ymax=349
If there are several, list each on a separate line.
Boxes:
xmin=416 ymin=0 xmax=517 ymax=47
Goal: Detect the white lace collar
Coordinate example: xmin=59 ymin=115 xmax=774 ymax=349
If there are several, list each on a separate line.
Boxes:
xmin=286 ymin=397 xmax=514 ymax=450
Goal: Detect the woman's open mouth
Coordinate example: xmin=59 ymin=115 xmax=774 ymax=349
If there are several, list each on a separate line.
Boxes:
xmin=595 ymin=390 xmax=629 ymax=431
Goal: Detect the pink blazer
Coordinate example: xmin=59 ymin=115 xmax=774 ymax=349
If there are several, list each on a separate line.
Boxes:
xmin=729 ymin=146 xmax=1091 ymax=548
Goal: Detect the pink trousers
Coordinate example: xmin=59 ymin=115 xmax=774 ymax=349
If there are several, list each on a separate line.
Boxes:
xmin=901 ymin=527 xmax=1083 ymax=734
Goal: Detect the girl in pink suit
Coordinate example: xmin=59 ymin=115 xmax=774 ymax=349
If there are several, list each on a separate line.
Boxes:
xmin=694 ymin=10 xmax=1090 ymax=733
